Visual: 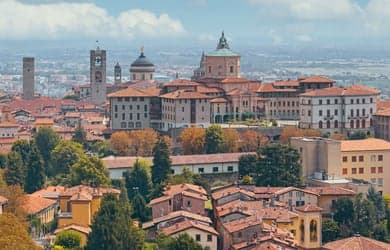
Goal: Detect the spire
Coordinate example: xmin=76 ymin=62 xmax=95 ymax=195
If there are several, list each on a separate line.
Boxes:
xmin=140 ymin=46 xmax=145 ymax=57
xmin=217 ymin=31 xmax=229 ymax=50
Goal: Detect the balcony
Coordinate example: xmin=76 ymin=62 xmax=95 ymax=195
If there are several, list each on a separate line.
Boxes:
xmin=323 ymin=115 xmax=334 ymax=121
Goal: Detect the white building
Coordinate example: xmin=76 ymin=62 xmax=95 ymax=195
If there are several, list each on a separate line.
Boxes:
xmin=299 ymin=84 xmax=379 ymax=136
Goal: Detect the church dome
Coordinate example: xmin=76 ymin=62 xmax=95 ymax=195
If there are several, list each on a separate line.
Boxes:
xmin=131 ymin=51 xmax=154 ymax=67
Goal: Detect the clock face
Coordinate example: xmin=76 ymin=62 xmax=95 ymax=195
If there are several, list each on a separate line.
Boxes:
xmin=95 ymin=56 xmax=102 ymax=66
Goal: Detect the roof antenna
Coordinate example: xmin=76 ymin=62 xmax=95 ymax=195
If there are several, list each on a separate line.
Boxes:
xmin=96 ymin=40 xmax=100 ymax=50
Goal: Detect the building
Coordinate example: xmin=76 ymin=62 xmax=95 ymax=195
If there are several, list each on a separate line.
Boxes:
xmin=323 ymin=235 xmax=390 ymax=250
xmin=23 ymin=57 xmax=35 ymax=100
xmin=299 ymin=84 xmax=380 ymax=136
xmin=291 ymin=137 xmax=390 ymax=195
xmin=193 ymin=31 xmax=240 ymax=80
xmin=90 ymin=46 xmax=107 ymax=105
xmin=114 ymin=62 xmax=121 ymax=84
xmin=0 ymin=121 xmax=18 ymax=138
xmin=102 ymin=152 xmax=256 ymax=179
xmin=130 ymin=48 xmax=155 ymax=82
xmin=0 ymin=196 xmax=8 ymax=214
xmin=22 ymin=195 xmax=57 ymax=225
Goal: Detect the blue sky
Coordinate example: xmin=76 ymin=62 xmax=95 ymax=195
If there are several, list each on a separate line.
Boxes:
xmin=2 ymin=0 xmax=390 ymax=49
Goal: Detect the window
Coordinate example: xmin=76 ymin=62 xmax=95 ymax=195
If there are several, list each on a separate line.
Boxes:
xmin=208 ymin=66 xmax=211 ymax=73
xmin=351 ymin=99 xmax=354 ymax=104
xmin=230 ymin=66 xmax=234 ymax=73
xmin=359 ymin=156 xmax=364 ymax=162
xmin=118 ymin=97 xmax=123 ymax=102
xmin=335 ymin=120 xmax=338 ymax=128
xmin=359 ymin=168 xmax=364 ymax=174
xmin=335 ymin=99 xmax=338 ymax=104
xmin=378 ymin=155 xmax=383 ymax=161
xmin=182 ymin=107 xmax=184 ymax=112
xmin=352 ymin=168 xmax=357 ymax=174
xmin=120 ymin=122 xmax=126 ymax=128
xmin=129 ymin=113 xmax=133 ymax=120
xmin=198 ymin=168 xmax=204 ymax=173
xmin=319 ymin=121 xmax=323 ymax=129
xmin=342 ymin=168 xmax=348 ymax=175
xmin=308 ymin=110 xmax=311 ymax=116
xmin=327 ymin=99 xmax=330 ymax=104
xmin=350 ymin=109 xmax=354 ymax=117
xmin=227 ymin=166 xmax=234 ymax=172
xmin=137 ymin=113 xmax=140 ymax=120
xmin=370 ymin=98 xmax=373 ymax=103
xmin=136 ymin=122 xmax=141 ymax=128
xmin=144 ymin=113 xmax=147 ymax=118
xmin=371 ymin=178 xmax=376 ymax=184
xmin=144 ymin=105 xmax=147 ymax=112
xmin=238 ymin=232 xmax=242 ymax=238
xmin=129 ymin=105 xmax=133 ymax=110
xmin=187 ymin=200 xmax=192 ymax=207
xmin=114 ymin=105 xmax=118 ymax=112
xmin=352 ymin=156 xmax=357 ymax=162
xmin=207 ymin=234 xmax=212 ymax=242
xmin=342 ymin=156 xmax=348 ymax=162
xmin=319 ymin=99 xmax=323 ymax=105
xmin=378 ymin=167 xmax=383 ymax=173
xmin=213 ymin=167 xmax=219 ymax=173
xmin=319 ymin=110 xmax=323 ymax=116
xmin=371 ymin=167 xmax=376 ymax=174
xmin=122 ymin=113 xmax=125 ymax=120
xmin=195 ymin=234 xmax=201 ymax=241
xmin=378 ymin=178 xmax=383 ymax=187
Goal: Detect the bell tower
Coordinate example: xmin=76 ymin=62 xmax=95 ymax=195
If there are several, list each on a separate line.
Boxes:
xmin=114 ymin=62 xmax=121 ymax=84
xmin=90 ymin=43 xmax=106 ymax=105
xmin=296 ymin=205 xmax=322 ymax=249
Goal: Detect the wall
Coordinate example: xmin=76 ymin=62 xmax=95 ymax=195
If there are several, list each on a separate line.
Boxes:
xmin=172 ymin=228 xmax=217 ymax=250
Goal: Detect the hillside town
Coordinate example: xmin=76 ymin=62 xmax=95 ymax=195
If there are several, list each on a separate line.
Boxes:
xmin=1 ymin=31 xmax=390 ymax=250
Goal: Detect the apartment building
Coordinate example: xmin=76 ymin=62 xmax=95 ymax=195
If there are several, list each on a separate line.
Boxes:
xmin=299 ymin=84 xmax=380 ymax=135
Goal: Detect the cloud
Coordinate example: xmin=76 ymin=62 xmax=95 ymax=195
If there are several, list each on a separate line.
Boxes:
xmin=0 ymin=0 xmax=186 ymax=40
xmin=295 ymin=34 xmax=312 ymax=43
xmin=364 ymin=0 xmax=390 ymax=35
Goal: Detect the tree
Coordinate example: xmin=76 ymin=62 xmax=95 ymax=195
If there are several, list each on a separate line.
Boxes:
xmin=348 ymin=131 xmax=368 ymax=140
xmin=157 ymin=233 xmax=204 ymax=250
xmin=0 ymin=213 xmax=41 ymax=250
xmin=52 ymin=140 xmax=85 ymax=176
xmin=90 ymin=141 xmax=114 ymax=157
xmin=24 ymin=144 xmax=45 ymax=193
xmin=352 ymin=193 xmax=376 ymax=237
xmin=205 ymin=124 xmax=224 ymax=154
xmin=151 ymin=136 xmax=172 ymax=185
xmin=367 ymin=186 xmax=386 ymax=223
xmin=280 ymin=127 xmax=321 ymax=144
xmin=72 ymin=125 xmax=87 ymax=148
xmin=128 ymin=129 xmax=158 ymax=156
xmin=332 ymin=197 xmax=354 ymax=225
xmin=180 ymin=127 xmax=206 ymax=154
xmin=221 ymin=128 xmax=240 ymax=153
xmin=35 ymin=126 xmax=60 ymax=177
xmin=86 ymin=194 xmax=144 ymax=250
xmin=4 ymin=151 xmax=25 ymax=186
xmin=239 ymin=130 xmax=268 ymax=152
xmin=69 ymin=156 xmax=110 ymax=187
xmin=0 ymin=185 xmax=27 ymax=219
xmin=238 ymin=154 xmax=258 ymax=177
xmin=372 ymin=221 xmax=389 ymax=242
xmin=0 ymin=153 xmax=6 ymax=169
xmin=124 ymin=160 xmax=152 ymax=200
xmin=54 ymin=230 xmax=82 ymax=249
xmin=110 ymin=131 xmax=130 ymax=156
xmin=322 ymin=218 xmax=340 ymax=243
xmin=11 ymin=139 xmax=31 ymax=166
xmin=131 ymin=192 xmax=150 ymax=222
xmin=255 ymin=144 xmax=302 ymax=187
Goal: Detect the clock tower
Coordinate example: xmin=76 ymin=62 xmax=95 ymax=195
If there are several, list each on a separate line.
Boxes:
xmin=90 ymin=46 xmax=106 ymax=105
xmin=114 ymin=62 xmax=122 ymax=84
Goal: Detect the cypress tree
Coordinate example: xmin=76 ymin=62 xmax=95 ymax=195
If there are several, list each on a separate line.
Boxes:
xmin=124 ymin=160 xmax=151 ymax=200
xmin=25 ymin=144 xmax=45 ymax=193
xmin=131 ymin=192 xmax=150 ymax=222
xmin=205 ymin=124 xmax=224 ymax=154
xmin=4 ymin=151 xmax=25 ymax=186
xmin=151 ymin=136 xmax=171 ymax=185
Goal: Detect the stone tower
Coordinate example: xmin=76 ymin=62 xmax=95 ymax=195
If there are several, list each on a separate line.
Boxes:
xmin=114 ymin=62 xmax=121 ymax=84
xmin=130 ymin=47 xmax=155 ymax=82
xmin=23 ymin=57 xmax=35 ymax=100
xmin=90 ymin=46 xmax=106 ymax=105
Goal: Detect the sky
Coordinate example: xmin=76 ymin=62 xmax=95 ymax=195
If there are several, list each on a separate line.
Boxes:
xmin=2 ymin=0 xmax=390 ymax=49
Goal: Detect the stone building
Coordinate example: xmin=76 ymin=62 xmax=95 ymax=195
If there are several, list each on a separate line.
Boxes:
xmin=130 ymin=48 xmax=155 ymax=82
xmin=90 ymin=47 xmax=107 ymax=105
xmin=23 ymin=57 xmax=35 ymax=100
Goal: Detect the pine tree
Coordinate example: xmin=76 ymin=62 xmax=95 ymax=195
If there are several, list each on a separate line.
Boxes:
xmin=72 ymin=125 xmax=87 ymax=148
xmin=34 ymin=126 xmax=60 ymax=177
xmin=125 ymin=160 xmax=152 ymax=200
xmin=86 ymin=194 xmax=144 ymax=250
xmin=4 ymin=151 xmax=25 ymax=186
xmin=11 ymin=139 xmax=31 ymax=166
xmin=131 ymin=192 xmax=150 ymax=222
xmin=151 ymin=136 xmax=171 ymax=185
xmin=205 ymin=124 xmax=224 ymax=154
xmin=25 ymin=144 xmax=45 ymax=193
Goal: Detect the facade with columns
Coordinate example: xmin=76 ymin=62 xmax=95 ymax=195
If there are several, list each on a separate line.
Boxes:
xmin=130 ymin=48 xmax=155 ymax=82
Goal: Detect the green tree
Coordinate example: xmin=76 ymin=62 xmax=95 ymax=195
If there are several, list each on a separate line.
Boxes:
xmin=205 ymin=124 xmax=224 ymax=154
xmin=52 ymin=140 xmax=85 ymax=176
xmin=348 ymin=131 xmax=368 ymax=140
xmin=91 ymin=141 xmax=114 ymax=157
xmin=238 ymin=154 xmax=258 ymax=177
xmin=54 ymin=230 xmax=82 ymax=249
xmin=367 ymin=186 xmax=386 ymax=223
xmin=151 ymin=136 xmax=171 ymax=185
xmin=4 ymin=151 xmax=25 ymax=186
xmin=124 ymin=160 xmax=152 ymax=200
xmin=35 ymin=126 xmax=60 ymax=177
xmin=372 ymin=221 xmax=389 ymax=242
xmin=322 ymin=218 xmax=340 ymax=243
xmin=24 ymin=144 xmax=45 ymax=193
xmin=332 ymin=197 xmax=354 ymax=225
xmin=157 ymin=233 xmax=204 ymax=250
xmin=255 ymin=144 xmax=302 ymax=187
xmin=0 ymin=153 xmax=6 ymax=169
xmin=86 ymin=194 xmax=144 ymax=250
xmin=72 ymin=125 xmax=87 ymax=149
xmin=69 ymin=156 xmax=110 ymax=187
xmin=352 ymin=193 xmax=376 ymax=237
xmin=131 ymin=192 xmax=150 ymax=222
xmin=11 ymin=139 xmax=31 ymax=166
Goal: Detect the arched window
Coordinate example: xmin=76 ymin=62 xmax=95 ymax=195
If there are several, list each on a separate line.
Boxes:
xmin=350 ymin=120 xmax=354 ymax=128
xmin=310 ymin=220 xmax=318 ymax=241
xmin=370 ymin=119 xmax=373 ymax=127
xmin=326 ymin=120 xmax=331 ymax=129
xmin=319 ymin=121 xmax=323 ymax=129
xmin=334 ymin=120 xmax=338 ymax=128
xmin=356 ymin=120 xmax=360 ymax=129
xmin=362 ymin=119 xmax=366 ymax=128
xmin=300 ymin=220 xmax=305 ymax=242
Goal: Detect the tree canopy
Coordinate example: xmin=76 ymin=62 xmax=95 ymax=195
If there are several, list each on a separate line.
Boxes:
xmin=54 ymin=230 xmax=82 ymax=249
xmin=205 ymin=125 xmax=224 ymax=154
xmin=34 ymin=126 xmax=60 ymax=177
xmin=24 ymin=143 xmax=45 ymax=193
xmin=151 ymin=136 xmax=172 ymax=185
xmin=69 ymin=156 xmax=110 ymax=187
xmin=179 ymin=127 xmax=206 ymax=154
xmin=51 ymin=140 xmax=85 ymax=176
xmin=4 ymin=151 xmax=25 ymax=187
xmin=124 ymin=160 xmax=152 ymax=200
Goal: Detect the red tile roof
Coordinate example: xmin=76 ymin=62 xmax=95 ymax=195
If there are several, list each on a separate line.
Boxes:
xmin=223 ymin=215 xmax=262 ymax=233
xmin=55 ymin=224 xmax=92 ymax=235
xmin=257 ymin=83 xmax=297 ymax=93
xmin=273 ymin=80 xmax=300 ymax=87
xmin=299 ymin=76 xmax=336 ymax=83
xmin=295 ymin=204 xmax=322 ymax=213
xmin=220 ymin=77 xmax=252 ymax=84
xmin=300 ymin=84 xmax=380 ymax=97
xmin=164 ymin=183 xmax=207 ymax=196
xmin=108 ymin=87 xmax=159 ymax=97
xmin=31 ymin=186 xmax=65 ymax=199
xmin=210 ymin=97 xmax=228 ymax=103
xmin=160 ymin=90 xmax=210 ymax=99
xmin=163 ymin=79 xmax=200 ymax=87
xmin=307 ymin=187 xmax=355 ymax=196
xmin=323 ymin=235 xmax=390 ymax=250
xmin=159 ymin=220 xmax=218 ymax=236
xmin=0 ymin=122 xmax=18 ymax=128
xmin=22 ymin=195 xmax=57 ymax=215
xmin=340 ymin=138 xmax=390 ymax=152
xmin=375 ymin=107 xmax=390 ymax=117
xmin=0 ymin=195 xmax=8 ymax=204
xmin=211 ymin=186 xmax=256 ymax=201
xmin=142 ymin=210 xmax=212 ymax=229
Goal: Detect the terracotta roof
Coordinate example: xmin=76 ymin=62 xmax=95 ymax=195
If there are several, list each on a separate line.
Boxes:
xmin=223 ymin=216 xmax=262 ymax=233
xmin=70 ymin=192 xmax=93 ymax=201
xmin=160 ymin=90 xmax=210 ymax=99
xmin=295 ymin=204 xmax=322 ymax=213
xmin=0 ymin=195 xmax=8 ymax=204
xmin=164 ymin=183 xmax=207 ymax=196
xmin=197 ymin=86 xmax=224 ymax=93
xmin=108 ymin=87 xmax=158 ymax=97
xmin=211 ymin=186 xmax=256 ymax=201
xmin=323 ymin=235 xmax=390 ymax=250
xmin=31 ymin=186 xmax=65 ymax=199
xmin=59 ymin=185 xmax=120 ymax=197
xmin=377 ymin=100 xmax=390 ymax=110
xmin=22 ymin=195 xmax=57 ymax=215
xmin=163 ymin=79 xmax=200 ymax=87
xmin=273 ymin=80 xmax=300 ymax=87
xmin=299 ymin=76 xmax=336 ymax=83
xmin=300 ymin=84 xmax=380 ymax=97
xmin=375 ymin=107 xmax=390 ymax=117
xmin=220 ymin=77 xmax=252 ymax=84
xmin=35 ymin=118 xmax=54 ymax=125
xmin=64 ymin=112 xmax=81 ymax=118
xmin=149 ymin=195 xmax=171 ymax=205
xmin=274 ymin=187 xmax=319 ymax=197
xmin=307 ymin=187 xmax=356 ymax=196
xmin=55 ymin=224 xmax=92 ymax=235
xmin=257 ymin=83 xmax=297 ymax=93
xmin=210 ymin=97 xmax=228 ymax=103
xmin=159 ymin=220 xmax=218 ymax=236
xmin=0 ymin=122 xmax=18 ymax=128
xmin=340 ymin=138 xmax=390 ymax=152
xmin=142 ymin=210 xmax=212 ymax=229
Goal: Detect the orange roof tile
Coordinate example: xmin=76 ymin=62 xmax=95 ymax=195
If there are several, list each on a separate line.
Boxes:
xmin=159 ymin=220 xmax=218 ymax=236
xmin=108 ymin=87 xmax=158 ymax=98
xmin=274 ymin=187 xmax=319 ymax=197
xmin=197 ymin=85 xmax=224 ymax=93
xmin=273 ymin=80 xmax=300 ymax=87
xmin=257 ymin=83 xmax=297 ymax=93
xmin=340 ymin=138 xmax=390 ymax=152
xmin=210 ymin=97 xmax=228 ymax=103
xmin=377 ymin=100 xmax=390 ymax=110
xmin=223 ymin=216 xmax=262 ymax=233
xmin=31 ymin=186 xmax=65 ymax=199
xmin=142 ymin=210 xmax=212 ymax=229
xmin=375 ymin=107 xmax=390 ymax=117
xmin=307 ymin=186 xmax=355 ymax=196
xmin=0 ymin=195 xmax=8 ymax=204
xmin=299 ymin=76 xmax=336 ymax=83
xmin=323 ymin=235 xmax=390 ymax=250
xmin=60 ymin=185 xmax=120 ymax=197
xmin=55 ymin=224 xmax=91 ymax=235
xmin=220 ymin=77 xmax=251 ymax=84
xmin=160 ymin=90 xmax=210 ymax=99
xmin=163 ymin=79 xmax=200 ymax=87
xmin=22 ymin=195 xmax=57 ymax=215
xmin=164 ymin=183 xmax=207 ymax=196
xmin=295 ymin=204 xmax=322 ymax=213
xmin=301 ymin=84 xmax=380 ymax=97
xmin=211 ymin=186 xmax=256 ymax=201
xmin=0 ymin=122 xmax=18 ymax=128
